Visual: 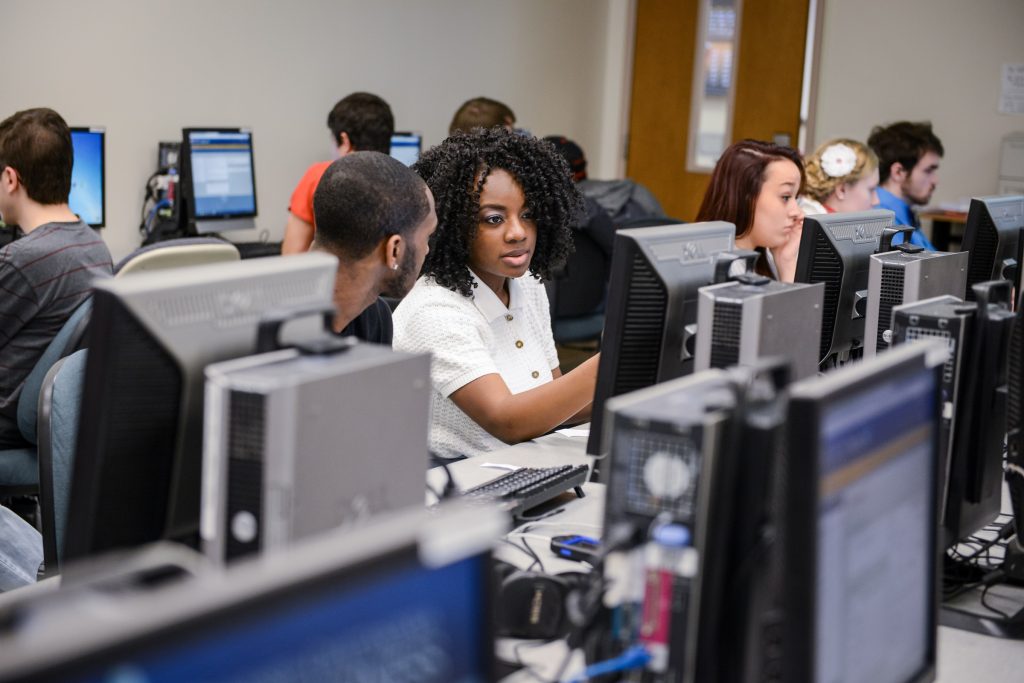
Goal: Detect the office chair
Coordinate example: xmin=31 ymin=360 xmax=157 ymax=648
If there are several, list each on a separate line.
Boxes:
xmin=548 ymin=229 xmax=609 ymax=345
xmin=0 ymin=299 xmax=92 ymax=498
xmin=36 ymin=350 xmax=88 ymax=576
xmin=114 ymin=237 xmax=240 ymax=277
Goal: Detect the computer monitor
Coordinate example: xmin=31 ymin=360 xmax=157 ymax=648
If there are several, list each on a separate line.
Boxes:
xmin=180 ymin=128 xmax=258 ymax=234
xmin=782 ymin=340 xmax=943 ymax=683
xmin=586 ymin=221 xmax=736 ymax=456
xmin=0 ymin=505 xmax=500 ymax=683
xmin=961 ymin=195 xmax=1024 ymax=301
xmin=897 ymin=281 xmax=1013 ymax=548
xmin=1008 ymin=285 xmax=1024 ymax=541
xmin=64 ymin=254 xmax=337 ymax=563
xmin=794 ymin=209 xmax=895 ymax=365
xmin=69 ymin=127 xmax=105 ymax=228
xmin=390 ymin=131 xmax=422 ymax=166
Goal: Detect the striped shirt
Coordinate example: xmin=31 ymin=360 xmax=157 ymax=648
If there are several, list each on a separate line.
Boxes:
xmin=0 ymin=221 xmax=112 ymax=429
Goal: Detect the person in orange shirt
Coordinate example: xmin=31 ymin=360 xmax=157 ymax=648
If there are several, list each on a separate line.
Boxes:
xmin=281 ymin=92 xmax=394 ymax=254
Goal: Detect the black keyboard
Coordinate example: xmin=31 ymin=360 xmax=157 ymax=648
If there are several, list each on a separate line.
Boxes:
xmin=463 ymin=465 xmax=589 ymax=520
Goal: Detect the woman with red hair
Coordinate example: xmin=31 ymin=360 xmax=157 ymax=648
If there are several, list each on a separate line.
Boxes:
xmin=696 ymin=140 xmax=805 ymax=282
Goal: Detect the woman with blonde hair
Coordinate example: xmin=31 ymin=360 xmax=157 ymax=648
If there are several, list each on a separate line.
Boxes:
xmin=799 ymin=139 xmax=879 ymax=215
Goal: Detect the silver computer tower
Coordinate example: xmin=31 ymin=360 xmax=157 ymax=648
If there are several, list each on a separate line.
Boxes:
xmin=864 ymin=248 xmax=968 ymax=356
xmin=694 ymin=276 xmax=824 ymax=380
xmin=202 ymin=343 xmax=432 ymax=564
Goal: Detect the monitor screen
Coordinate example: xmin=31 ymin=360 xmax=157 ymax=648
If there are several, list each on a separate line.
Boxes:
xmin=183 ymin=129 xmax=257 ymax=234
xmin=1 ymin=507 xmax=497 ymax=683
xmin=69 ymin=128 xmax=105 ymax=228
xmin=64 ymin=557 xmax=488 ymax=683
xmin=390 ymin=132 xmax=422 ymax=166
xmin=785 ymin=342 xmax=940 ymax=683
xmin=815 ymin=364 xmax=936 ymax=682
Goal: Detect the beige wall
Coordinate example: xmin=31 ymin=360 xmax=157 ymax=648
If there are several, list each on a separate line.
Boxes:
xmin=3 ymin=0 xmax=621 ymax=260
xmin=813 ymin=0 xmax=1024 ymax=208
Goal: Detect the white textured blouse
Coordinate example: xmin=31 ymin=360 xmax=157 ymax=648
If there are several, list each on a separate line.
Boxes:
xmin=393 ymin=271 xmax=560 ymax=459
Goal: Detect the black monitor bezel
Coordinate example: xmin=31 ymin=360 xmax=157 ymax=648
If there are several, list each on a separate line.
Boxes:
xmin=180 ymin=127 xmax=258 ymax=231
xmin=69 ymin=126 xmax=106 ymax=229
xmin=783 ymin=343 xmax=942 ymax=683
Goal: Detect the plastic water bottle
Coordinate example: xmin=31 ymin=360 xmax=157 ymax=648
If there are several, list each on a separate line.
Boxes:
xmin=638 ymin=523 xmax=699 ymax=675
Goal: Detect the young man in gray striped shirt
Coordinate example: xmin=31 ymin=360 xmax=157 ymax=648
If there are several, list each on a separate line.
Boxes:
xmin=0 ymin=108 xmax=112 ymax=449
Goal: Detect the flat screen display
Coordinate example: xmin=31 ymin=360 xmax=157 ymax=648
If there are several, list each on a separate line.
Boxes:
xmin=815 ymin=368 xmax=936 ymax=683
xmin=69 ymin=128 xmax=105 ymax=227
xmin=187 ymin=130 xmax=257 ymax=219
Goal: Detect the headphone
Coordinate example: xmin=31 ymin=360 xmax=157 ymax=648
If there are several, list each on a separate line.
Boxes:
xmin=492 ymin=559 xmax=590 ymax=640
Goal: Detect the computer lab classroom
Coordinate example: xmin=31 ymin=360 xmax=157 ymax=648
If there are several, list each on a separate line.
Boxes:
xmin=1 ymin=1 xmax=1023 ymax=681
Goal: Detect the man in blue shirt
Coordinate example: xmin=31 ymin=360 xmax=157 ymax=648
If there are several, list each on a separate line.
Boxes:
xmin=867 ymin=121 xmax=944 ymax=250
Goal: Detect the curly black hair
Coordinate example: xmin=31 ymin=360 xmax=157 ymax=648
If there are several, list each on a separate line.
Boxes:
xmin=413 ymin=128 xmax=582 ymax=298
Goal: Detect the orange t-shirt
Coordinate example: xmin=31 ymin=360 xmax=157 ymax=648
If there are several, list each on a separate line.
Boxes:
xmin=287 ymin=161 xmax=332 ymax=225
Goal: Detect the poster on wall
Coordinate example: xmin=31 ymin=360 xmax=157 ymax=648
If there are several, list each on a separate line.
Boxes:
xmin=1000 ymin=64 xmax=1024 ymax=115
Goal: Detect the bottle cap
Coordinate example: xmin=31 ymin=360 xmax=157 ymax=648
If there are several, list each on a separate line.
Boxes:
xmin=652 ymin=523 xmax=690 ymax=548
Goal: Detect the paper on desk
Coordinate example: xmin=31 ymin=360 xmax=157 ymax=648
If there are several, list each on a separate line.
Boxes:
xmin=555 ymin=426 xmax=590 ymax=438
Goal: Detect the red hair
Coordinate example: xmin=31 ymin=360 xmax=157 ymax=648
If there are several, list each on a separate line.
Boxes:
xmin=696 ymin=139 xmax=805 ymax=239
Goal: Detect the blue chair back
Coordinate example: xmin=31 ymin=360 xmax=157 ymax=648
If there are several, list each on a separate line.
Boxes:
xmin=17 ymin=298 xmax=92 ymax=444
xmin=37 ymin=349 xmax=88 ymax=572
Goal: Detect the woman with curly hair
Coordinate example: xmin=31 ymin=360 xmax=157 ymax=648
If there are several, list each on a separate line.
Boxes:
xmin=696 ymin=139 xmax=805 ymax=282
xmin=393 ymin=128 xmax=599 ymax=459
xmin=799 ymin=138 xmax=879 ymax=216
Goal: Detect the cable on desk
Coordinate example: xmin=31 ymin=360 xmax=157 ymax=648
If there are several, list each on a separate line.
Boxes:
xmin=500 ymin=537 xmax=543 ymax=572
xmin=566 ymin=644 xmax=651 ymax=683
xmin=981 ymin=581 xmax=1013 ymax=621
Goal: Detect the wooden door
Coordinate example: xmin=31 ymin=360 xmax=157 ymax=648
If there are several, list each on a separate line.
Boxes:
xmin=626 ymin=0 xmax=810 ymax=222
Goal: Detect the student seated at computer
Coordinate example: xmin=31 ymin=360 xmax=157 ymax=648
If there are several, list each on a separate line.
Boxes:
xmin=867 ymin=121 xmax=943 ymax=249
xmin=448 ymin=96 xmax=516 ymax=134
xmin=393 ymin=128 xmax=599 ymax=459
xmin=0 ymin=108 xmax=112 ymax=449
xmin=311 ymin=152 xmax=436 ymax=344
xmin=282 ymin=93 xmax=395 ymax=255
xmin=696 ymin=139 xmax=805 ymax=282
xmin=798 ymin=139 xmax=879 ymax=216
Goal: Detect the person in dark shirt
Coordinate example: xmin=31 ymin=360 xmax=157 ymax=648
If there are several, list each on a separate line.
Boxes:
xmin=0 ymin=108 xmax=112 ymax=448
xmin=311 ymin=152 xmax=437 ymax=345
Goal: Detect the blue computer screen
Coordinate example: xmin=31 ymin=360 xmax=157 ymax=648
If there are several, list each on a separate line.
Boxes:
xmin=69 ymin=129 xmax=104 ymax=227
xmin=389 ymin=133 xmax=421 ymax=167
xmin=815 ymin=368 xmax=936 ymax=683
xmin=187 ymin=131 xmax=257 ymax=218
xmin=73 ymin=555 xmax=487 ymax=683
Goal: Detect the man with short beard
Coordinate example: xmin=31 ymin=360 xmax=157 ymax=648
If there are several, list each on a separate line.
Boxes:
xmin=868 ymin=121 xmax=944 ymax=250
xmin=311 ymin=152 xmax=436 ymax=345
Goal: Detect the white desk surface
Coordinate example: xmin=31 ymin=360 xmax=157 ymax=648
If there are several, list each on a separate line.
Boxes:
xmin=431 ymin=432 xmax=1024 ymax=682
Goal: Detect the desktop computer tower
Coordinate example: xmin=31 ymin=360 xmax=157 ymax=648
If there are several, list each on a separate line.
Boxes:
xmin=891 ymin=296 xmax=972 ymax=524
xmin=864 ymin=247 xmax=968 ymax=356
xmin=892 ymin=286 xmax=1014 ymax=550
xmin=694 ymin=275 xmax=824 ymax=380
xmin=603 ymin=372 xmax=740 ymax=683
xmin=201 ymin=342 xmax=432 ymax=564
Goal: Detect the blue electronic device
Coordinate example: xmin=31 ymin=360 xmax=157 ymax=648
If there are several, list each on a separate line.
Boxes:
xmin=550 ymin=534 xmax=601 ymax=562
xmin=389 ymin=132 xmax=422 ymax=166
xmin=69 ymin=127 xmax=105 ymax=228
